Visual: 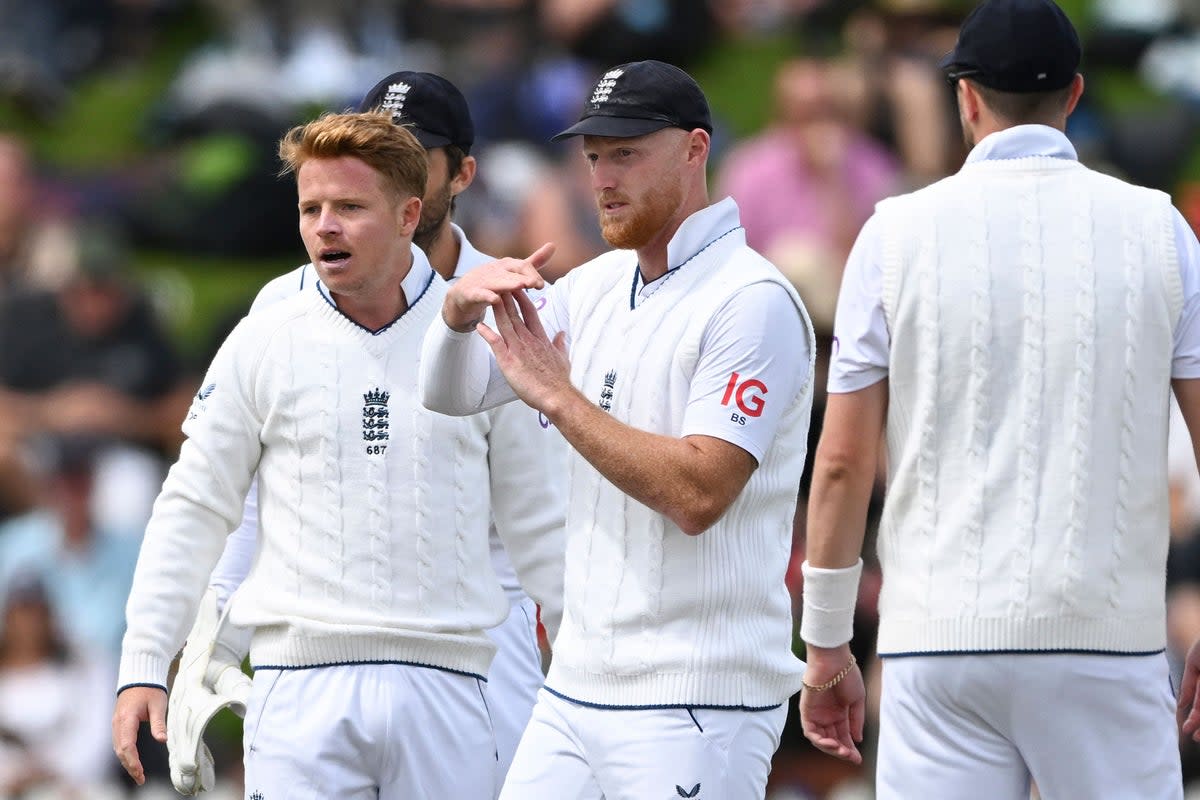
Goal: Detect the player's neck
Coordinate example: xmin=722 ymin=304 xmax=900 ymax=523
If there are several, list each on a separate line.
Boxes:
xmin=636 ymin=194 xmax=709 ymax=281
xmin=330 ymin=249 xmax=412 ymax=330
xmin=418 ymin=219 xmax=460 ymax=281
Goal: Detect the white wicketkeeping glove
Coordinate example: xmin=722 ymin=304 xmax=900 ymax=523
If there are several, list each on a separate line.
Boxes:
xmin=168 ymin=587 xmax=253 ymax=795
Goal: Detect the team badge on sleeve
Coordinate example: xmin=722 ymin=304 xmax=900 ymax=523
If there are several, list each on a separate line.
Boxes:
xmin=186 ymin=383 xmax=217 ymax=421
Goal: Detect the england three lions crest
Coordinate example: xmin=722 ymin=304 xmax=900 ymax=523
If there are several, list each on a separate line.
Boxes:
xmin=362 ymin=388 xmax=390 ymax=442
xmin=599 ymin=370 xmax=616 ymax=412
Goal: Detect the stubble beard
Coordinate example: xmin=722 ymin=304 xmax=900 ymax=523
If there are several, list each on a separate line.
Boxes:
xmin=414 ymin=181 xmax=452 ymax=251
xmin=958 ymin=105 xmax=976 ymax=149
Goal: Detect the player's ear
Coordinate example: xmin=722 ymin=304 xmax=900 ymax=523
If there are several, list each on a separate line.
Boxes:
xmin=685 ymin=129 xmax=710 ymax=166
xmin=451 ymin=155 xmax=477 ymax=196
xmin=398 ymin=195 xmax=422 ymax=236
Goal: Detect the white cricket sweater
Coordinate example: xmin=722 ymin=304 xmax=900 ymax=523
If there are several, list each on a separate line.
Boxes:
xmin=119 ymin=267 xmax=512 ymax=690
xmin=546 ymin=214 xmax=814 ymax=708
xmin=875 ymin=155 xmax=1182 ymax=654
xmin=211 ymin=226 xmax=566 ymax=635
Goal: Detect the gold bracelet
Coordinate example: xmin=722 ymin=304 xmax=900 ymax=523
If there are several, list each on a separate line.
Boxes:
xmin=801 ymin=653 xmax=857 ymax=693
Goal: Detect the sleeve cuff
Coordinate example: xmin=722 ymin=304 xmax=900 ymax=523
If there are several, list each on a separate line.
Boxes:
xmin=117 ymin=651 xmax=173 ymax=694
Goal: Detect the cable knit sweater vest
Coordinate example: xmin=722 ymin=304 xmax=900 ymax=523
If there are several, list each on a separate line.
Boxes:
xmin=875 ymin=156 xmax=1182 ymax=655
xmin=545 ymin=228 xmax=814 ymax=708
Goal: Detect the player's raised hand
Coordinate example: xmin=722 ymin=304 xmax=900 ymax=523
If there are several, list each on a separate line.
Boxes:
xmin=443 ymin=243 xmax=556 ymax=332
xmin=113 ymin=685 xmax=168 ymax=785
xmin=478 ymin=289 xmax=571 ymax=413
xmin=799 ymin=649 xmax=865 ymax=765
xmin=1179 ymin=637 xmax=1200 ymax=740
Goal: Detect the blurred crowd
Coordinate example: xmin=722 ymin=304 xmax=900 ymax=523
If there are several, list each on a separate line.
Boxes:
xmin=3 ymin=0 xmax=1200 ymax=797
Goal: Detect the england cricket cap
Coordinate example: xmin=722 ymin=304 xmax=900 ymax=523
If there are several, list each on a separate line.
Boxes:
xmin=939 ymin=0 xmax=1080 ymax=93
xmin=551 ymin=60 xmax=713 ymax=142
xmin=357 ymin=71 xmax=474 ymax=153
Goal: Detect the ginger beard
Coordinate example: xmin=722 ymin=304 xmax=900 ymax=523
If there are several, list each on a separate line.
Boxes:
xmin=596 ymin=168 xmax=684 ymax=251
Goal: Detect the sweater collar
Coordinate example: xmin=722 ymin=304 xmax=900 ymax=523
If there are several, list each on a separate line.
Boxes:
xmin=965 ymin=124 xmax=1078 ymax=165
xmin=449 ymin=223 xmax=492 ymax=278
xmin=665 ymin=196 xmax=742 ymax=271
xmin=314 ymin=243 xmax=436 ymax=335
xmin=401 ymin=243 xmax=434 ymax=302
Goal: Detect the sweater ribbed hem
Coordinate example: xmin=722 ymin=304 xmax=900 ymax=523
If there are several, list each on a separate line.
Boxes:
xmin=117 ymin=651 xmax=173 ymax=693
xmin=249 ymin=625 xmax=496 ymax=676
xmin=545 ymin=662 xmax=804 ymax=709
xmin=877 ymin=614 xmax=1165 ymax=655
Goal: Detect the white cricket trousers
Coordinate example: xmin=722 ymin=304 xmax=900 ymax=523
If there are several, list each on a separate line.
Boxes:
xmin=877 ymin=652 xmax=1182 ymax=800
xmin=487 ymin=595 xmax=545 ymax=789
xmin=242 ymin=662 xmax=496 ymax=799
xmin=499 ymin=688 xmax=788 ymax=800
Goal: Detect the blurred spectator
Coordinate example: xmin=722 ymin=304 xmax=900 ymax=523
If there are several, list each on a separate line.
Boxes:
xmin=718 ymin=55 xmax=899 ymax=309
xmin=0 ymin=220 xmax=193 ymax=531
xmin=126 ymin=100 xmax=302 ymax=259
xmin=171 ymin=0 xmax=433 ymax=117
xmin=0 ymin=135 xmax=63 ymax=297
xmin=511 ymin=145 xmax=607 ymax=280
xmin=0 ymin=440 xmax=140 ymax=664
xmin=539 ymin=0 xmax=717 ymax=70
xmin=0 ymin=220 xmax=190 ymax=448
xmin=0 ymin=573 xmax=114 ymax=798
xmin=842 ymin=2 xmax=965 ymax=185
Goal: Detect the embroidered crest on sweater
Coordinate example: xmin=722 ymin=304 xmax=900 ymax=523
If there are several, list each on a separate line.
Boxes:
xmin=599 ymin=370 xmax=616 ymax=412
xmin=362 ymin=388 xmax=390 ymax=442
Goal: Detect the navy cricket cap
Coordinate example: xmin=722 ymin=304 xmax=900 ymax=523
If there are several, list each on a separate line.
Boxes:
xmin=939 ymin=0 xmax=1081 ymax=93
xmin=357 ymin=71 xmax=474 ymax=153
xmin=551 ymin=60 xmax=713 ymax=142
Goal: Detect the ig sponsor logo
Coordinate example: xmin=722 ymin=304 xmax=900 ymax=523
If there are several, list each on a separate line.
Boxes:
xmin=721 ymin=371 xmax=767 ymax=425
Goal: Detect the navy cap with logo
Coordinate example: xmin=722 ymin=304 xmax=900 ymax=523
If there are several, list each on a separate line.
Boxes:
xmin=357 ymin=71 xmax=474 ymax=153
xmin=551 ymin=60 xmax=712 ymax=142
xmin=939 ymin=0 xmax=1081 ymax=93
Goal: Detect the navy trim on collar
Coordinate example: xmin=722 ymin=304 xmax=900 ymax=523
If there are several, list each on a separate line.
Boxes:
xmin=627 ymin=225 xmax=743 ymax=310
xmin=316 ymin=268 xmax=436 ymax=335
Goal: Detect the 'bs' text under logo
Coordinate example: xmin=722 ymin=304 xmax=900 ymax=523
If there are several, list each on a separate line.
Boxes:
xmin=722 ymin=371 xmax=767 ymax=426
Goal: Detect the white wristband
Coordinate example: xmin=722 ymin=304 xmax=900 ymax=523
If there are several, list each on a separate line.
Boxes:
xmin=800 ymin=558 xmax=863 ymax=648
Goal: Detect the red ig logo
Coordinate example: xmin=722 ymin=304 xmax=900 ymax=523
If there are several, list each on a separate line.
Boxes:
xmin=721 ymin=371 xmax=767 ymax=425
